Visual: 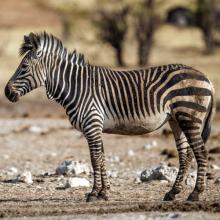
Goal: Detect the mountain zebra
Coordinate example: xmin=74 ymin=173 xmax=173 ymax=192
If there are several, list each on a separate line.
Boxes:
xmin=5 ymin=32 xmax=215 ymax=202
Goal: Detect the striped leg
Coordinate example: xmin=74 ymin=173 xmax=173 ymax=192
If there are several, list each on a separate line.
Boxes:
xmin=185 ymin=135 xmax=207 ymax=201
xmin=85 ymin=134 xmax=110 ymax=202
xmin=179 ymin=120 xmax=207 ymax=201
xmin=98 ymin=143 xmax=110 ymax=200
xmin=164 ymin=119 xmax=193 ymax=201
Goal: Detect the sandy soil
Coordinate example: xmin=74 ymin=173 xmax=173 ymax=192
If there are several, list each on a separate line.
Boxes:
xmin=3 ymin=212 xmax=220 ymax=220
xmin=0 ymin=111 xmax=219 ymax=218
xmin=0 ymin=0 xmax=220 ymax=218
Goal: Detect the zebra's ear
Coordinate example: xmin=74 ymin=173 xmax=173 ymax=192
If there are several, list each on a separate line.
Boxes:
xmin=29 ymin=32 xmax=40 ymax=51
xmin=24 ymin=35 xmax=30 ymax=44
xmin=20 ymin=35 xmax=33 ymax=56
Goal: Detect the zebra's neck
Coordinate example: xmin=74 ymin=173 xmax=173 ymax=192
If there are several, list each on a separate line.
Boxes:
xmin=45 ymin=52 xmax=91 ymax=123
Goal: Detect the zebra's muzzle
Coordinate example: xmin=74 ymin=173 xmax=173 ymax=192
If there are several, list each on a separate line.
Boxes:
xmin=5 ymin=82 xmax=19 ymax=103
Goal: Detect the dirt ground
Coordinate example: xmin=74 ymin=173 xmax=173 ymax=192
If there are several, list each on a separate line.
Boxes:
xmin=0 ymin=0 xmax=220 ymax=218
xmin=0 ymin=102 xmax=219 ymax=218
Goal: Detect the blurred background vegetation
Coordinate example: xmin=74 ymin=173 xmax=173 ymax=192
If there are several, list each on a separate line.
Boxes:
xmin=0 ymin=0 xmax=220 ymax=116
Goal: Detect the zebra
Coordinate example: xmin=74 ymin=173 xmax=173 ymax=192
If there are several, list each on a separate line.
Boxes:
xmin=5 ymin=32 xmax=215 ymax=202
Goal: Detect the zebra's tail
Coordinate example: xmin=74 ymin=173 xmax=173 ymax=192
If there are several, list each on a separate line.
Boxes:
xmin=202 ymin=90 xmax=216 ymax=144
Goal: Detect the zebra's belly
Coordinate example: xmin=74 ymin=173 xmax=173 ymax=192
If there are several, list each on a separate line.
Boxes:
xmin=102 ymin=114 xmax=169 ymax=135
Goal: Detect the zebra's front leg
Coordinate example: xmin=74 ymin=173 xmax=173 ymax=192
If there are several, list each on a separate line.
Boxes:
xmin=98 ymin=143 xmax=110 ymax=200
xmin=86 ymin=135 xmax=110 ymax=202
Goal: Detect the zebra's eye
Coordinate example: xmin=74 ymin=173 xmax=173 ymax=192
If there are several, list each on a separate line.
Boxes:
xmin=36 ymin=51 xmax=41 ymax=56
xmin=22 ymin=62 xmax=29 ymax=69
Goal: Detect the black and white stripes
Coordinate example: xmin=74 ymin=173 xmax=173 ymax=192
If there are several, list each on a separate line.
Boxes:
xmin=5 ymin=32 xmax=215 ymax=202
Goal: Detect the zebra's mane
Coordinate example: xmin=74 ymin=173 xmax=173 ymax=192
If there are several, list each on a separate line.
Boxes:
xmin=19 ymin=31 xmax=88 ymax=66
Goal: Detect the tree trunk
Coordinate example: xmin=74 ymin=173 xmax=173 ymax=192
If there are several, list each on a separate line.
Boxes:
xmin=196 ymin=0 xmax=215 ymax=53
xmin=136 ymin=0 xmax=155 ymax=66
xmin=116 ymin=45 xmax=124 ymax=66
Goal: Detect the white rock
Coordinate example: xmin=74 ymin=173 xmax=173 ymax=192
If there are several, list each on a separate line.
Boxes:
xmin=185 ymin=171 xmax=197 ymax=187
xmin=128 ymin=149 xmax=135 ymax=156
xmin=0 ymin=167 xmax=18 ymax=177
xmin=166 ymin=213 xmax=180 ymax=219
xmin=16 ymin=171 xmax=33 ymax=184
xmin=140 ymin=165 xmax=178 ymax=182
xmin=50 ymin=153 xmax=57 ymax=157
xmin=107 ymin=170 xmax=118 ymax=178
xmin=143 ymin=140 xmax=157 ymax=150
xmin=215 ymin=177 xmax=220 ymax=184
xmin=134 ymin=177 xmax=141 ymax=184
xmin=28 ymin=125 xmax=48 ymax=134
xmin=65 ymin=177 xmax=90 ymax=188
xmin=143 ymin=144 xmax=152 ymax=150
xmin=160 ymin=180 xmax=169 ymax=184
xmin=7 ymin=167 xmax=18 ymax=175
xmin=210 ymin=164 xmax=220 ymax=170
xmin=152 ymin=140 xmax=158 ymax=147
xmin=56 ymin=160 xmax=91 ymax=176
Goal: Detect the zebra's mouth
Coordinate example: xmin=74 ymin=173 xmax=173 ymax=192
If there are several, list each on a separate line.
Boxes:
xmin=9 ymin=93 xmax=19 ymax=102
xmin=5 ymin=83 xmax=20 ymax=103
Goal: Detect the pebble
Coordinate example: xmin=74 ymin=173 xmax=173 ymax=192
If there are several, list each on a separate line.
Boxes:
xmin=143 ymin=141 xmax=157 ymax=150
xmin=107 ymin=170 xmax=118 ymax=178
xmin=56 ymin=160 xmax=91 ymax=176
xmin=65 ymin=177 xmax=90 ymax=188
xmin=16 ymin=171 xmax=33 ymax=184
xmin=140 ymin=165 xmax=178 ymax=182
xmin=143 ymin=144 xmax=152 ymax=150
xmin=128 ymin=149 xmax=135 ymax=156
xmin=28 ymin=125 xmax=48 ymax=134
xmin=134 ymin=177 xmax=141 ymax=184
xmin=166 ymin=213 xmax=181 ymax=219
xmin=185 ymin=171 xmax=197 ymax=187
xmin=214 ymin=177 xmax=220 ymax=184
xmin=210 ymin=164 xmax=220 ymax=170
xmin=0 ymin=167 xmax=18 ymax=177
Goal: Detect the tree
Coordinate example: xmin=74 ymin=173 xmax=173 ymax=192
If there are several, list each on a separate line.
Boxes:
xmin=95 ymin=7 xmax=129 ymax=66
xmin=135 ymin=0 xmax=157 ymax=66
xmin=196 ymin=0 xmax=216 ymax=53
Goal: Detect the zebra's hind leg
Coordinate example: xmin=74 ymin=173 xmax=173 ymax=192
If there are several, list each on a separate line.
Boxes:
xmin=163 ymin=119 xmax=193 ymax=201
xmin=179 ymin=120 xmax=208 ymax=201
xmin=185 ymin=135 xmax=207 ymax=201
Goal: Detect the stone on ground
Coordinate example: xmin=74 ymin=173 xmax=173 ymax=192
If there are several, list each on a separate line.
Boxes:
xmin=64 ymin=177 xmax=90 ymax=188
xmin=140 ymin=165 xmax=178 ymax=182
xmin=16 ymin=171 xmax=33 ymax=184
xmin=215 ymin=177 xmax=220 ymax=184
xmin=185 ymin=171 xmax=197 ymax=187
xmin=56 ymin=160 xmax=91 ymax=176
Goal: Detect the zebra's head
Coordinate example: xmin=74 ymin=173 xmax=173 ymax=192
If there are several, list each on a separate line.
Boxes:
xmin=5 ymin=32 xmax=45 ymax=102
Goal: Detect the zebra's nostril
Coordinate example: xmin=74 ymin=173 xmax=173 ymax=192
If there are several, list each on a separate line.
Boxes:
xmin=5 ymin=83 xmax=11 ymax=99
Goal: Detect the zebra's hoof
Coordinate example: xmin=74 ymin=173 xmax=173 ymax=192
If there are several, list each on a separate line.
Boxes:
xmin=86 ymin=193 xmax=99 ymax=202
xmin=98 ymin=191 xmax=109 ymax=201
xmin=187 ymin=192 xmax=199 ymax=202
xmin=163 ymin=192 xmax=176 ymax=201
